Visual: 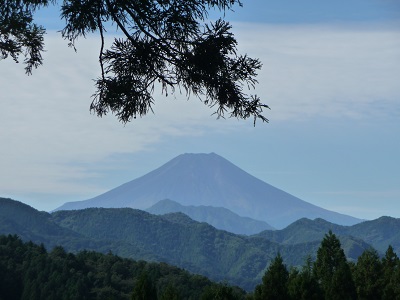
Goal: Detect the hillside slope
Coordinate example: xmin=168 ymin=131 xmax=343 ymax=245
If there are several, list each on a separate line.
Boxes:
xmin=0 ymin=197 xmax=159 ymax=260
xmin=50 ymin=208 xmax=371 ymax=290
xmin=0 ymin=198 xmax=381 ymax=291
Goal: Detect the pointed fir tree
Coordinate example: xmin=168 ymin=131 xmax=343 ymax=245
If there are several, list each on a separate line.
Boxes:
xmin=354 ymin=248 xmax=383 ymax=300
xmin=288 ymin=256 xmax=322 ymax=300
xmin=381 ymin=245 xmax=400 ymax=300
xmin=314 ymin=231 xmax=356 ymax=300
xmin=254 ymin=253 xmax=290 ymax=300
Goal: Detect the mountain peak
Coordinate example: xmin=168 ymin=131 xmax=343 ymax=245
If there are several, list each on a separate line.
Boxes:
xmin=179 ymin=152 xmax=218 ymax=157
xmin=55 ymin=153 xmax=362 ymax=228
xmin=168 ymin=152 xmax=231 ymax=169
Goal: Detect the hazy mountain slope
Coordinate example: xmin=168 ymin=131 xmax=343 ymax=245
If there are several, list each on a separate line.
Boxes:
xmin=146 ymin=199 xmax=275 ymax=235
xmin=256 ymin=218 xmax=347 ymax=244
xmin=347 ymin=216 xmax=400 ymax=254
xmin=56 ymin=153 xmax=361 ymax=228
xmin=256 ymin=217 xmax=400 ymax=254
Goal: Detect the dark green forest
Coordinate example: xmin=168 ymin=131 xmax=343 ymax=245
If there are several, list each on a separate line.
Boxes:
xmin=2 ymin=198 xmax=400 ymax=293
xmin=1 ymin=232 xmax=400 ymax=300
xmin=0 ymin=234 xmax=245 ymax=300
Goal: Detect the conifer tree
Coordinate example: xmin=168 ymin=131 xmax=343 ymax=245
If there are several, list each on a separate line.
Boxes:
xmin=160 ymin=285 xmax=179 ymax=300
xmin=288 ymin=256 xmax=322 ymax=300
xmin=254 ymin=253 xmax=290 ymax=300
xmin=132 ymin=271 xmax=158 ymax=300
xmin=354 ymin=248 xmax=383 ymax=299
xmin=314 ymin=231 xmax=356 ymax=300
xmin=381 ymin=245 xmax=400 ymax=300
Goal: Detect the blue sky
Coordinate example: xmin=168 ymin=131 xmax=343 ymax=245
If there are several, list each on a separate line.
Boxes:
xmin=1 ymin=0 xmax=399 ymax=220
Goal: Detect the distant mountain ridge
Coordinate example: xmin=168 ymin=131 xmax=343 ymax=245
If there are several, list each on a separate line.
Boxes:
xmin=55 ymin=153 xmax=361 ymax=228
xmin=146 ymin=199 xmax=275 ymax=235
xmin=1 ymin=197 xmax=399 ymax=291
xmin=256 ymin=216 xmax=400 ymax=255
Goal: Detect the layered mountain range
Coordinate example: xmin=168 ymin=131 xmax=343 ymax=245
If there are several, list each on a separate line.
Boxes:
xmin=56 ymin=153 xmax=361 ymax=228
xmin=1 ymin=197 xmax=399 ymax=291
xmin=146 ymin=199 xmax=275 ymax=235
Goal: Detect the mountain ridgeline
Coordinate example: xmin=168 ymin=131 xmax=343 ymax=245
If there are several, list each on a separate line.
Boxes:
xmin=55 ymin=152 xmax=361 ymax=229
xmin=1 ymin=197 xmax=399 ymax=291
xmin=146 ymin=199 xmax=275 ymax=235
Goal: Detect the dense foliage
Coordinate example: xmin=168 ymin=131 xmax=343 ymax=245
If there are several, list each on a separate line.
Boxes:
xmin=250 ymin=232 xmax=400 ymax=300
xmin=0 ymin=0 xmax=53 ymax=74
xmin=3 ymin=198 xmax=400 ymax=292
xmin=0 ymin=0 xmax=268 ymax=124
xmin=0 ymin=234 xmax=246 ymax=300
xmin=50 ymin=208 xmax=282 ymax=290
xmin=1 ymin=232 xmax=400 ymax=299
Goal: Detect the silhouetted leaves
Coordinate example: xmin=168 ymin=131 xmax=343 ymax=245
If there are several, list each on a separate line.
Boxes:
xmin=1 ymin=0 xmax=269 ymax=124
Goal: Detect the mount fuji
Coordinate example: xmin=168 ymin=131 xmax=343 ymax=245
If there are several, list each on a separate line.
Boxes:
xmin=55 ymin=153 xmax=361 ymax=228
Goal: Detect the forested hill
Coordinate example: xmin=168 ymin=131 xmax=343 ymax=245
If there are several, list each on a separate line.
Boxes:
xmin=0 ymin=197 xmax=83 ymax=247
xmin=2 ymin=234 xmax=400 ymax=300
xmin=0 ymin=234 xmax=245 ymax=300
xmin=0 ymin=197 xmax=161 ymax=261
xmin=49 ymin=207 xmax=308 ymax=289
xmin=2 ymin=197 xmax=400 ymax=291
xmin=255 ymin=217 xmax=400 ymax=254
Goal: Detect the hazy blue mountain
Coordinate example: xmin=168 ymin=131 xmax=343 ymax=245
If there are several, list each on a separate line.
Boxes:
xmin=146 ymin=199 xmax=275 ymax=235
xmin=56 ymin=153 xmax=361 ymax=228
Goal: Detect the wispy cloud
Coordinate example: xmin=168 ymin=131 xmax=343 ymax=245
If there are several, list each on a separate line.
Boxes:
xmin=0 ymin=33 xmax=239 ymax=203
xmin=234 ymin=22 xmax=400 ymax=121
xmin=1 ymin=22 xmax=399 ymax=210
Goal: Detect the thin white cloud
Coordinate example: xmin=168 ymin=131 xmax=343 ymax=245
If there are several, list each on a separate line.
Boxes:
xmin=1 ymin=23 xmax=399 ymax=210
xmin=0 ymin=33 xmax=239 ymax=202
xmin=233 ymin=22 xmax=400 ymax=121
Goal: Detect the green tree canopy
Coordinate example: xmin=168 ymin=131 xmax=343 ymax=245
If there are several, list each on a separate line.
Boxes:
xmin=314 ymin=231 xmax=356 ymax=300
xmin=354 ymin=248 xmax=383 ymax=300
xmin=381 ymin=245 xmax=400 ymax=300
xmin=287 ymin=256 xmax=322 ymax=300
xmin=254 ymin=253 xmax=290 ymax=300
xmin=131 ymin=271 xmax=157 ymax=300
xmin=0 ymin=0 xmax=268 ymax=125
